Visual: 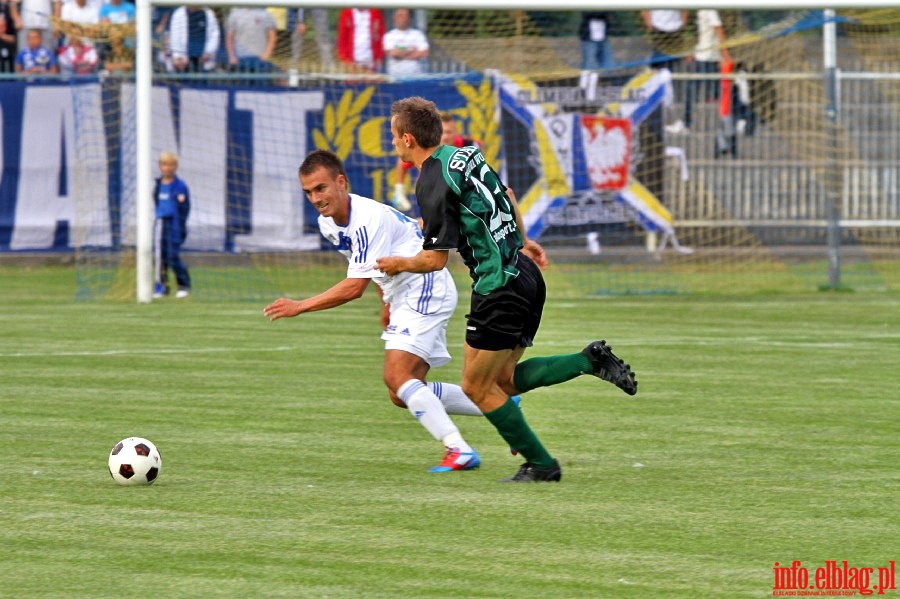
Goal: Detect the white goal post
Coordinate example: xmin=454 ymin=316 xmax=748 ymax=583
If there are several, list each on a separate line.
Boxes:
xmin=132 ymin=0 xmax=899 ymax=302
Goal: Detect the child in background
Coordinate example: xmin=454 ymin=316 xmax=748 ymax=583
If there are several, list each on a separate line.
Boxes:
xmin=153 ymin=151 xmax=192 ymax=299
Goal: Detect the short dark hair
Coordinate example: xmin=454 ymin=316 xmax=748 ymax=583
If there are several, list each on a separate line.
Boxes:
xmin=391 ymin=96 xmax=442 ymax=149
xmin=299 ymin=149 xmax=346 ymax=179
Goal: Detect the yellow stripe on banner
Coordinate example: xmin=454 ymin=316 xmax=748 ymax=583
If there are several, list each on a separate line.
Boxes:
xmin=517 ymin=180 xmax=545 ymax=218
xmin=627 ymin=180 xmax=673 ymax=225
xmin=508 ymin=73 xmax=535 ymax=90
xmin=534 ymin=120 xmax=570 ymax=198
xmin=722 ymin=30 xmax=766 ymax=50
xmin=606 ymin=69 xmax=654 ymax=116
xmin=506 ymin=74 xmax=557 ymax=116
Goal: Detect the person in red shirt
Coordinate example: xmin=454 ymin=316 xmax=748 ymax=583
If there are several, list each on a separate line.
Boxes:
xmin=392 ymin=111 xmax=480 ymax=211
xmin=336 ymin=8 xmax=384 ymax=73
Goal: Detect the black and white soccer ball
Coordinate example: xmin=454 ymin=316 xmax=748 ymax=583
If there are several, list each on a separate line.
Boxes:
xmin=108 ymin=437 xmax=162 ymax=486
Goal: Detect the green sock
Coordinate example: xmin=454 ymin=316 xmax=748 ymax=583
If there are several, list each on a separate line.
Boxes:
xmin=483 ymin=398 xmax=555 ymax=468
xmin=513 ymin=353 xmax=591 ymax=394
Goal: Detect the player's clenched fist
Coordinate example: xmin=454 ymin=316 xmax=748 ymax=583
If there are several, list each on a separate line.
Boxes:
xmin=375 ymin=256 xmax=402 ymax=276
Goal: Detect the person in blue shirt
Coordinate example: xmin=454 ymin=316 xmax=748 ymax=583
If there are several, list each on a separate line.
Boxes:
xmin=99 ymin=0 xmax=134 ymax=26
xmin=15 ymin=28 xmax=57 ymax=74
xmin=153 ymin=151 xmax=191 ymax=299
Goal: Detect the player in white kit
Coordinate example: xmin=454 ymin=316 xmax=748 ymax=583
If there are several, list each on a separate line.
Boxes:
xmin=264 ymin=150 xmax=482 ymax=472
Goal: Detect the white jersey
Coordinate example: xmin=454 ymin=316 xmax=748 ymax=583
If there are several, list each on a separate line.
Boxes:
xmin=383 ymin=27 xmax=429 ymax=76
xmin=320 ymin=193 xmax=457 ymax=368
xmin=318 ymin=194 xmax=422 ymax=304
xmin=648 ymin=10 xmax=684 ymax=33
xmin=694 ymin=10 xmax=723 ymax=62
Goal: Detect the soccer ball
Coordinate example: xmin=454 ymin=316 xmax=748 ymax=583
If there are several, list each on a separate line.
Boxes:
xmin=108 ymin=437 xmax=162 ymax=486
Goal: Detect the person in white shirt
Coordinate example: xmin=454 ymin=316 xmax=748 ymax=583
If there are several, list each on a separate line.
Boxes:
xmin=641 ymin=9 xmax=686 ymax=72
xmin=264 ymin=150 xmax=487 ymax=474
xmin=683 ymin=9 xmax=731 ymax=130
xmin=168 ymin=5 xmax=220 ymax=72
xmin=382 ymin=8 xmax=428 ymax=77
xmin=58 ymin=0 xmax=97 ymax=27
xmin=15 ymin=0 xmax=58 ymax=51
xmin=57 ymin=0 xmax=98 ymax=46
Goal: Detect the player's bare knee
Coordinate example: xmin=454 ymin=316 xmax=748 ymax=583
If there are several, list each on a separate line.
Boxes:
xmin=384 ymin=374 xmax=410 ymax=407
xmin=461 ymin=382 xmax=487 ymax=406
xmin=498 ymin=378 xmax=518 ymax=396
xmin=388 ymin=390 xmax=406 ymax=408
xmin=383 ymin=373 xmax=403 ymax=395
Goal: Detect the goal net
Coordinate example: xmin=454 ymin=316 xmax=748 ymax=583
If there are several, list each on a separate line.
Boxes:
xmin=69 ymin=7 xmax=900 ymax=300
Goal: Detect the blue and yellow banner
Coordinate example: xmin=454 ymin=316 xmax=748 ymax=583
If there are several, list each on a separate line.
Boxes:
xmin=0 ymin=75 xmax=488 ymax=252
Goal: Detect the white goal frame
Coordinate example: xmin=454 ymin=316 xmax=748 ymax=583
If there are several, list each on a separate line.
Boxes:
xmin=133 ymin=0 xmax=898 ymax=302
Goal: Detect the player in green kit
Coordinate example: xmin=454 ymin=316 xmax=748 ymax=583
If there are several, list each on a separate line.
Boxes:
xmin=376 ymin=96 xmax=637 ymax=482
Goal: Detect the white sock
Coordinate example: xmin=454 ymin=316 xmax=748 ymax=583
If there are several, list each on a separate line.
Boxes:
xmin=428 ymin=382 xmax=483 ymax=416
xmin=398 ymin=380 xmax=472 ymax=452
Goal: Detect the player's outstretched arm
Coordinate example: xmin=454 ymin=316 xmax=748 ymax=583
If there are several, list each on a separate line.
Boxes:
xmin=376 ymin=249 xmax=449 ymax=276
xmin=264 ymin=278 xmax=370 ymax=321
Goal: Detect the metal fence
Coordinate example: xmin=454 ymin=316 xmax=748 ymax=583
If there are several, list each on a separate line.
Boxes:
xmin=666 ymin=72 xmax=900 ymax=232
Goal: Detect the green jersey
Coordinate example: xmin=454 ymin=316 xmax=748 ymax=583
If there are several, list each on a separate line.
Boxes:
xmin=416 ymin=145 xmax=524 ymax=295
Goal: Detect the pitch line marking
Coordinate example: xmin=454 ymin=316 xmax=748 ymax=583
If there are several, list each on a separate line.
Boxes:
xmin=0 ymin=346 xmax=301 ymax=358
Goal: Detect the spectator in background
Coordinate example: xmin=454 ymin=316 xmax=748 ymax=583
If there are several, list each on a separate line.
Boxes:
xmin=289 ymin=8 xmax=307 ymax=66
xmin=98 ymin=0 xmax=132 ymax=26
xmin=0 ymin=14 xmax=16 ymax=71
xmin=0 ymin=0 xmax=20 ymax=60
xmin=265 ymin=6 xmax=294 ymax=67
xmin=641 ymin=9 xmax=686 ymax=72
xmin=57 ymin=33 xmax=97 ymax=74
xmin=168 ymin=5 xmax=219 ymax=72
xmin=97 ymin=0 xmax=133 ymax=64
xmin=336 ymin=7 xmax=384 ymax=72
xmin=59 ymin=0 xmax=97 ymax=28
xmin=153 ymin=5 xmax=171 ymax=38
xmin=15 ymin=27 xmax=56 ymax=72
xmin=101 ymin=23 xmax=132 ymax=73
xmin=306 ymin=8 xmax=331 ymax=68
xmin=15 ymin=0 xmax=58 ymax=52
xmin=269 ymin=8 xmax=334 ymax=68
xmin=681 ymin=9 xmax=731 ymax=132
xmin=383 ymin=8 xmax=428 ymax=77
xmin=642 ymin=9 xmax=687 ymax=138
xmin=58 ymin=0 xmax=99 ymax=46
xmin=225 ymin=7 xmax=276 ymax=73
xmin=280 ymin=8 xmax=332 ymax=68
xmin=152 ymin=5 xmax=173 ymax=71
xmin=578 ymin=11 xmax=612 ymax=70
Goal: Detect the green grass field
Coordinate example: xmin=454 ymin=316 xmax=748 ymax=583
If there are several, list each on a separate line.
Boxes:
xmin=1 ymin=266 xmax=898 ymax=598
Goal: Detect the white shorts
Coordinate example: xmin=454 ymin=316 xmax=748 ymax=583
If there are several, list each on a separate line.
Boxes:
xmin=382 ymin=268 xmax=457 ymax=368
